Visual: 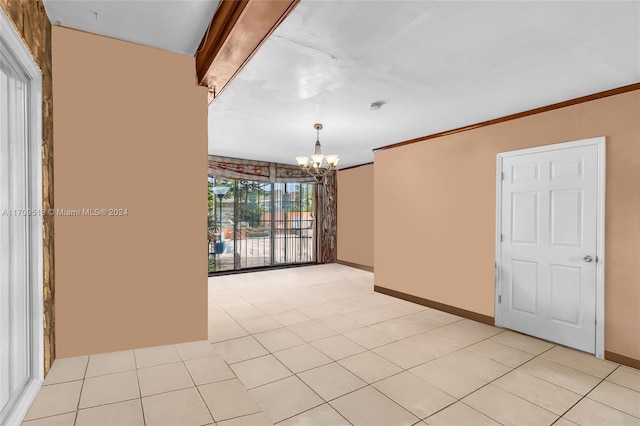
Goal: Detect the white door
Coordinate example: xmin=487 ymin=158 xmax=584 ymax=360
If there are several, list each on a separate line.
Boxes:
xmin=0 ymin=8 xmax=44 ymax=425
xmin=496 ymin=139 xmax=604 ymax=354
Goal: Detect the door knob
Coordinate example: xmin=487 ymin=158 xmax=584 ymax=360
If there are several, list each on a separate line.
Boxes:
xmin=583 ymin=255 xmax=594 ymax=263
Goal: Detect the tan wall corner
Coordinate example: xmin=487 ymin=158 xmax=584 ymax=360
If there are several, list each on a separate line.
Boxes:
xmin=53 ymin=27 xmax=208 ymax=357
xmin=337 ymin=164 xmax=374 ymax=269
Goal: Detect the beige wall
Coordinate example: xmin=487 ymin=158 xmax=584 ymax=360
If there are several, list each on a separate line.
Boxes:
xmin=374 ymin=90 xmax=640 ymax=361
xmin=53 ymin=27 xmax=208 ymax=357
xmin=337 ymin=165 xmax=374 ymax=268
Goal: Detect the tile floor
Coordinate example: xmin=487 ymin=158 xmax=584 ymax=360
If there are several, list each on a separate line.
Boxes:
xmin=23 ymin=264 xmax=640 ymax=426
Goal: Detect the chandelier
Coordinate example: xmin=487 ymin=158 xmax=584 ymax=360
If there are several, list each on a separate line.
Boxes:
xmin=296 ymin=123 xmax=340 ymax=182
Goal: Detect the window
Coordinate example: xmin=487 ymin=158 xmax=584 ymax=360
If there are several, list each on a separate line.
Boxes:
xmin=208 ymin=177 xmax=316 ymax=273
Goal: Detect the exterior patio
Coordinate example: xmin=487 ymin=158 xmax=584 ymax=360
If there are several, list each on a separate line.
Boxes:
xmin=210 ymin=233 xmax=314 ymax=272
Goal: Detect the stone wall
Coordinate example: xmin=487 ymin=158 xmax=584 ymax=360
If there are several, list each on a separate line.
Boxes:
xmin=319 ymin=172 xmax=337 ymax=263
xmin=0 ymin=0 xmax=54 ymax=374
xmin=208 ymin=154 xmax=317 ymax=183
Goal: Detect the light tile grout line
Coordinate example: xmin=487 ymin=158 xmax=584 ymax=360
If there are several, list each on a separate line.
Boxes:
xmin=339 ymin=330 xmax=530 ymax=422
xmin=132 ymin=349 xmax=147 ymax=426
xmin=236 ymin=309 xmax=473 ymax=424
xmin=238 ymin=318 xmax=354 ymax=425
xmin=24 ymin=397 xmax=144 ymax=423
xmin=411 ymin=338 xmax=632 ymax=424
xmin=38 ymin=348 xmax=241 ymax=425
xmin=214 ymin=286 xmax=537 ymax=424
xmin=31 ymin=269 xmax=636 ymax=425
xmin=210 ymin=268 xmax=636 ymax=423
xmin=551 ymin=365 xmax=640 ymax=424
xmin=504 ymin=347 xmax=617 ymax=392
xmin=26 ymin=355 xmax=144 ymax=423
xmin=549 ymin=367 xmax=615 ymax=426
xmin=596 ymin=366 xmax=640 ymax=394
xmin=425 ymin=343 xmax=561 ymax=423
xmin=259 ymin=320 xmax=620 ymax=423
xmin=274 ymin=399 xmax=355 ymax=426
xmin=455 ymin=336 xmax=607 ymax=421
xmin=73 ymin=355 xmax=90 ymax=425
xmin=605 ymin=364 xmax=640 ymax=394
xmin=259 ymin=301 xmax=615 ymax=426
xmin=221 ymin=331 xmax=312 ymax=422
xmin=50 ymin=347 xmax=270 ymax=425
xmin=342 ymin=302 xmax=619 ymax=379
xmin=185 ymin=347 xmax=227 ymax=425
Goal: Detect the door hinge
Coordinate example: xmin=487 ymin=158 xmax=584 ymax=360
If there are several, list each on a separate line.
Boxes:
xmin=500 ymin=234 xmax=503 ymax=242
xmin=501 ymin=172 xmax=505 ymax=181
xmin=595 ymin=256 xmax=599 ymax=263
xmin=498 ymin=295 xmax=502 ymax=304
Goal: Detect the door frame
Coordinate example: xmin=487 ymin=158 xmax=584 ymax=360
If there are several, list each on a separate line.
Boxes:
xmin=0 ymin=7 xmax=44 ymax=425
xmin=495 ymin=137 xmax=606 ymax=358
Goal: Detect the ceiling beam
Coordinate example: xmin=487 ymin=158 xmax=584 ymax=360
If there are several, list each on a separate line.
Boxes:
xmin=196 ymin=0 xmax=300 ymax=104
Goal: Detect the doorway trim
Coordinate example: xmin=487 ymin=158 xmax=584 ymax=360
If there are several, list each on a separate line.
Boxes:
xmin=0 ymin=7 xmax=44 ymax=425
xmin=495 ymin=137 xmax=605 ymax=358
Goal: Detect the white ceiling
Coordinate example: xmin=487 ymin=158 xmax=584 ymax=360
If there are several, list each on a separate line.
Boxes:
xmin=208 ymin=0 xmax=640 ymax=168
xmin=41 ymin=1 xmax=640 ymax=169
xmin=43 ymin=0 xmax=219 ymax=55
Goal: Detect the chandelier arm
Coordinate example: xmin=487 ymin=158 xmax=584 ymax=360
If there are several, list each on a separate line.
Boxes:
xmin=301 ymin=163 xmax=335 ymax=182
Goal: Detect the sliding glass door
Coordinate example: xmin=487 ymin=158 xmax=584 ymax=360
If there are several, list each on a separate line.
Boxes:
xmin=208 ymin=178 xmax=315 ymax=273
xmin=0 ymin=9 xmax=43 ymax=424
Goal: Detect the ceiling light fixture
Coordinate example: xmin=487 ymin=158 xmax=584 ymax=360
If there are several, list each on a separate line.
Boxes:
xmin=369 ymin=100 xmax=385 ymax=110
xmin=296 ymin=123 xmax=339 ymax=183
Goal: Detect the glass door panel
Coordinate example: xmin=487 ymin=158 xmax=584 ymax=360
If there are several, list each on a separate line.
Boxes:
xmin=234 ymin=181 xmax=271 ymax=269
xmin=0 ymin=40 xmax=30 ymax=422
xmin=208 ymin=177 xmax=234 ymax=273
xmin=273 ymin=183 xmax=315 ymax=265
